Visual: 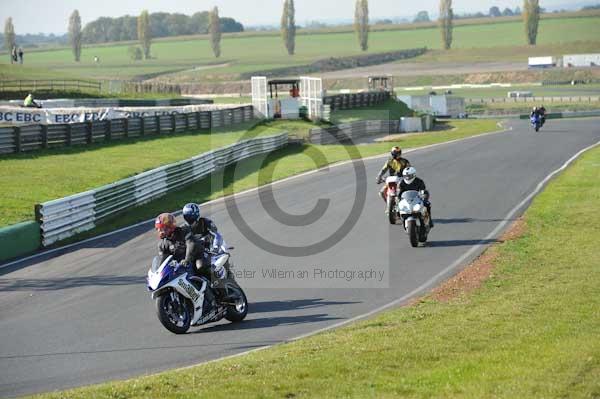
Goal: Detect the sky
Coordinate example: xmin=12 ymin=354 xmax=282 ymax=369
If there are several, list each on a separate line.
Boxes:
xmin=0 ymin=0 xmax=594 ymax=35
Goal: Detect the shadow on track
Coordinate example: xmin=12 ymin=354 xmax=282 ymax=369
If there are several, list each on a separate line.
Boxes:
xmin=196 ymin=313 xmax=343 ymax=334
xmin=250 ymin=298 xmax=360 ymax=314
xmin=427 ymin=239 xmax=499 ymax=247
xmin=434 ymin=218 xmax=513 ymax=225
xmin=0 ymin=275 xmax=145 ymax=291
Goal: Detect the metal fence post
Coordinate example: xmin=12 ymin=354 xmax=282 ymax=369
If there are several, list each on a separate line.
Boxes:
xmin=155 ymin=115 xmax=161 ymax=134
xmin=65 ymin=124 xmax=72 ymax=146
xmin=14 ymin=126 xmax=21 ymax=153
xmin=86 ymin=121 xmax=92 ymax=144
xmin=124 ymin=118 xmax=129 ymax=138
xmin=171 ymin=113 xmax=176 ymax=133
xmin=41 ymin=125 xmax=48 ymax=149
xmin=106 ymin=120 xmax=113 ymax=141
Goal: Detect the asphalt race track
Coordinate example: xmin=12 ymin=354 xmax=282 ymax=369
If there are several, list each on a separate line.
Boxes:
xmin=1 ymin=118 xmax=599 ymax=397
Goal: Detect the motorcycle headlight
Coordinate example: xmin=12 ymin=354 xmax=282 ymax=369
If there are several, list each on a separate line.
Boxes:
xmin=413 ymin=204 xmax=422 ymax=212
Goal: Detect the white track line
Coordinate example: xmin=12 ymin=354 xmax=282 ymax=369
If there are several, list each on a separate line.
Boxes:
xmin=1 ymin=124 xmax=511 ymax=270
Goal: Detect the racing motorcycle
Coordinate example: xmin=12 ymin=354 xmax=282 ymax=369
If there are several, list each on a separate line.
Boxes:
xmin=397 ymin=190 xmax=431 ymax=247
xmin=384 ymin=175 xmax=402 ymax=225
xmin=146 ymin=232 xmax=248 ymax=334
xmin=530 ymin=113 xmax=542 ymax=132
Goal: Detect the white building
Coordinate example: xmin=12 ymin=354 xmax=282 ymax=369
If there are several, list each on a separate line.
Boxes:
xmin=397 ymin=95 xmax=465 ymax=118
xmin=563 ymin=54 xmax=600 ymax=68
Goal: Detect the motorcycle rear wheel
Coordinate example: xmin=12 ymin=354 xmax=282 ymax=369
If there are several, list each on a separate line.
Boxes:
xmin=156 ymin=292 xmax=192 ymax=334
xmin=225 ymin=283 xmax=248 ymax=322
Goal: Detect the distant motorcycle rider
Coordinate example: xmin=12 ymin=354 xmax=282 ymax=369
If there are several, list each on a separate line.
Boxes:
xmin=399 ymin=167 xmax=434 ymax=228
xmin=538 ymin=105 xmax=547 ymax=126
xmin=376 ymin=146 xmax=411 ymax=202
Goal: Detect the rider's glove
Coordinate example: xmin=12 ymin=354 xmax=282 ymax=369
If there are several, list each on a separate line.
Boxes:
xmin=376 ymin=177 xmax=383 ymax=185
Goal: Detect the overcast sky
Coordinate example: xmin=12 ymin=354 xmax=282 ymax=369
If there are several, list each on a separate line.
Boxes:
xmin=0 ymin=0 xmax=591 ymax=34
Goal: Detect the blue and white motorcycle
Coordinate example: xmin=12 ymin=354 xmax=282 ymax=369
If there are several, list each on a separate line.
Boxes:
xmin=530 ymin=113 xmax=542 ymax=132
xmin=147 ymin=232 xmax=248 ymax=334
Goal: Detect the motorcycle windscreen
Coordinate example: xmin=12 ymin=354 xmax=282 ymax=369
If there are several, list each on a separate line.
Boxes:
xmin=401 ymin=190 xmax=420 ymax=202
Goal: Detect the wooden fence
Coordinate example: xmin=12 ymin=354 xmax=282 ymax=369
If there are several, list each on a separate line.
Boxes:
xmin=0 ymin=79 xmax=101 ymax=93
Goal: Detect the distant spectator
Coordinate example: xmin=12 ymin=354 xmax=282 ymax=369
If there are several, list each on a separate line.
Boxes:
xmin=18 ymin=47 xmax=23 ymax=64
xmin=11 ymin=46 xmax=17 ymax=64
xmin=23 ymin=93 xmax=42 ymax=108
xmin=94 ymin=55 xmax=99 ymax=64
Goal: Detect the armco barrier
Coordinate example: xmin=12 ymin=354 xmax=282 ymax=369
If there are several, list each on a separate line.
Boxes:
xmin=0 ymin=105 xmax=254 ymax=155
xmin=309 ymin=120 xmax=400 ymax=144
xmin=35 ymin=133 xmax=288 ymax=246
xmin=308 ymin=117 xmax=431 ymax=144
xmin=323 ymin=91 xmax=391 ymax=112
xmin=0 ymin=221 xmax=41 ymax=262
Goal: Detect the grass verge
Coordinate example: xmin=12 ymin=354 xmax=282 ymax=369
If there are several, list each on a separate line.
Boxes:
xmin=29 ymin=138 xmax=600 ymax=399
xmin=0 ymin=122 xmax=282 ymax=227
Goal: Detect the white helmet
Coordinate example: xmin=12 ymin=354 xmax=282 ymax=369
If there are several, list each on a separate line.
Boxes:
xmin=403 ymin=167 xmax=417 ymax=185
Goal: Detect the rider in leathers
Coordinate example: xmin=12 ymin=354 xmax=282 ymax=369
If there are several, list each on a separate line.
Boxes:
xmin=376 ymin=146 xmax=411 ymax=202
xmin=181 ymin=203 xmax=234 ymax=283
xmin=399 ymin=167 xmax=434 ymax=228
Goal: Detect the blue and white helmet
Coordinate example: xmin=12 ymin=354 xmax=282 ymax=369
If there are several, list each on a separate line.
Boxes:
xmin=182 ymin=203 xmax=201 ymax=226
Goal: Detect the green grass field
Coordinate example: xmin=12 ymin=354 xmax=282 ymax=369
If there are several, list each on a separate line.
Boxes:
xmin=28 ymin=133 xmax=600 ymax=399
xmin=2 ymin=16 xmax=599 ymax=82
xmin=0 ymin=122 xmax=282 ymax=227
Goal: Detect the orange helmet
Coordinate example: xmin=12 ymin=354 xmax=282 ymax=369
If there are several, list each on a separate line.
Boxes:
xmin=154 ymin=213 xmax=177 ymax=239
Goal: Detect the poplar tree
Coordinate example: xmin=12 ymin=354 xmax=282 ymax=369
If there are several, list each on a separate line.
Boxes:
xmin=281 ymin=0 xmax=296 ymax=55
xmin=439 ymin=0 xmax=454 ymax=50
xmin=354 ymin=0 xmax=369 ymax=51
xmin=137 ymin=10 xmax=151 ymax=59
xmin=4 ymin=18 xmax=16 ymax=63
xmin=523 ymin=0 xmax=541 ymax=45
xmin=209 ymin=7 xmax=222 ymax=58
xmin=68 ymin=10 xmax=82 ymax=61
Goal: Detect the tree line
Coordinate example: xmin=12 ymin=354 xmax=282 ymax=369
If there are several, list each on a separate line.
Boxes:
xmin=279 ymin=0 xmax=541 ymax=54
xmin=2 ymin=1 xmax=545 ymax=63
xmin=81 ymin=11 xmax=243 ymax=44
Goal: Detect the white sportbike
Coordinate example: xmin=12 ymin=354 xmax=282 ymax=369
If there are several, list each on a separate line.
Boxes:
xmin=396 ymin=190 xmax=431 ymax=247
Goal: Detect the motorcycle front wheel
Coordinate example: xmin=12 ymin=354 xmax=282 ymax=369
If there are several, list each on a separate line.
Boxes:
xmin=156 ymin=291 xmax=192 ymax=334
xmin=407 ymin=220 xmax=419 ymax=247
xmin=388 ymin=199 xmax=398 ymax=225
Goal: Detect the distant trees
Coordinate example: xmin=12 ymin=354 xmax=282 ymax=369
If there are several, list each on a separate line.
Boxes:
xmin=439 ymin=0 xmax=453 ymax=50
xmin=68 ymin=10 xmax=82 ymax=62
xmin=281 ymin=0 xmax=296 ymax=55
xmin=502 ymin=8 xmax=515 ymax=16
xmin=209 ymin=7 xmax=221 ymax=58
xmin=523 ymin=0 xmax=540 ymax=45
xmin=414 ymin=11 xmax=431 ymax=23
xmin=489 ymin=6 xmax=502 ymax=17
xmin=81 ymin=12 xmax=243 ymax=45
xmin=137 ymin=10 xmax=152 ymax=59
xmin=354 ymin=0 xmax=369 ymax=52
xmin=4 ymin=17 xmax=15 ymax=61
